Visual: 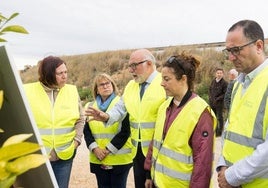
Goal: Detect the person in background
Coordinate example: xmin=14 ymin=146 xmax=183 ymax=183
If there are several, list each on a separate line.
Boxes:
xmin=224 ymin=68 xmax=238 ymax=112
xmin=83 ymin=73 xmax=132 ymax=188
xmin=217 ymin=20 xmax=268 ymax=187
xmin=209 ymin=68 xmax=228 ymax=137
xmin=144 ymin=53 xmax=216 ymax=188
xmin=24 ymin=56 xmax=84 ymax=188
xmin=85 ymin=49 xmax=167 ymax=188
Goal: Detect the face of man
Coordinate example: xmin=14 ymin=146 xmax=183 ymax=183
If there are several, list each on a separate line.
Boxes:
xmin=128 ymin=51 xmax=149 ymax=83
xmin=225 ymin=27 xmax=258 ymax=74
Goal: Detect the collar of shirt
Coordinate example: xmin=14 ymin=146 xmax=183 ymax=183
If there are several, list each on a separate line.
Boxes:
xmin=144 ymin=70 xmax=158 ymax=85
xmin=237 ymin=58 xmax=268 ymax=90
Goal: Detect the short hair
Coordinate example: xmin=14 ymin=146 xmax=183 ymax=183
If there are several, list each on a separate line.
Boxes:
xmin=38 ymin=56 xmax=66 ymax=87
xmin=163 ymin=52 xmax=200 ymax=91
xmin=229 ymin=20 xmax=264 ymax=43
xmin=92 ymin=73 xmax=118 ymax=99
xmin=229 ymin=68 xmax=238 ymax=77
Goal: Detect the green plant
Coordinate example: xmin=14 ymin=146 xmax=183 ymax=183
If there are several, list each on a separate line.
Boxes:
xmin=0 ymin=132 xmax=47 ymax=188
xmin=0 ymin=12 xmax=28 ymax=42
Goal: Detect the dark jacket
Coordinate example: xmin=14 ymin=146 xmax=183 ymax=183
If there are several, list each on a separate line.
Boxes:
xmin=209 ymin=78 xmax=228 ymax=109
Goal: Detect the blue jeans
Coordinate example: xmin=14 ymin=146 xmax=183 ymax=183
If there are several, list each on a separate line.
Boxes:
xmin=50 ymin=151 xmax=76 ymax=188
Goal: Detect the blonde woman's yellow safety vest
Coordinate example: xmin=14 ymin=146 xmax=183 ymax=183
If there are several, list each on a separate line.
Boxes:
xmin=152 ymin=96 xmax=216 ymax=188
xmin=24 ymin=82 xmax=79 ymax=160
xmin=223 ymin=66 xmax=268 ymax=187
xmin=85 ymin=96 xmax=133 ymax=165
xmin=124 ymin=73 xmax=166 ymax=156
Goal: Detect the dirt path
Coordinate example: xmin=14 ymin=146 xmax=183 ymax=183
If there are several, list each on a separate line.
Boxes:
xmin=69 ymin=137 xmax=221 ymax=188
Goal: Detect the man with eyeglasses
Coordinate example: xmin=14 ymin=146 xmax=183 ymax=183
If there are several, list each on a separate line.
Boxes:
xmin=85 ymin=49 xmax=166 ymax=188
xmin=217 ymin=20 xmax=268 ymax=188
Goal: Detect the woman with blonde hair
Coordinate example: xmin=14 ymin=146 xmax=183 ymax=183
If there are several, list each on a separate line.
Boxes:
xmin=84 ymin=73 xmax=132 ymax=188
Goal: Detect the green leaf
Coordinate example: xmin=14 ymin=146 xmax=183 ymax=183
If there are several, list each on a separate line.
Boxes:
xmin=0 ymin=14 xmax=7 ymax=20
xmin=7 ymin=13 xmax=19 ymax=22
xmin=0 ymin=175 xmax=16 ymax=188
xmin=0 ymin=142 xmax=41 ymax=161
xmin=0 ymin=38 xmax=7 ymax=42
xmin=1 ymin=25 xmax=28 ymax=34
xmin=0 ymin=161 xmax=10 ymax=180
xmin=2 ymin=134 xmax=33 ymax=147
xmin=6 ymin=154 xmax=47 ymax=175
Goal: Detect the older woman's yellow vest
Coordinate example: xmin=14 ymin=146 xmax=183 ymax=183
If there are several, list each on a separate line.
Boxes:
xmin=123 ymin=73 xmax=166 ymax=156
xmin=152 ymin=96 xmax=216 ymax=188
xmin=24 ymin=82 xmax=79 ymax=160
xmin=223 ymin=66 xmax=268 ymax=187
xmin=85 ymin=96 xmax=133 ymax=165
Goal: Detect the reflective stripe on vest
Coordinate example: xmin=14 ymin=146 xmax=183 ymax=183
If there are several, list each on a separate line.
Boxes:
xmin=87 ymin=97 xmax=133 ymax=165
xmin=152 ymin=96 xmax=215 ymax=187
xmin=123 ymin=73 xmax=166 ymax=156
xmin=24 ymin=82 xmax=79 ymax=160
xmin=223 ymin=65 xmax=268 ymax=187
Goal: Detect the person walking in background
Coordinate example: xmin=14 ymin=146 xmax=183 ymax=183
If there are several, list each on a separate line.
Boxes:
xmin=224 ymin=68 xmax=238 ymax=112
xmin=83 ymin=73 xmax=132 ymax=188
xmin=85 ymin=49 xmax=167 ymax=188
xmin=24 ymin=56 xmax=84 ymax=188
xmin=144 ymin=53 xmax=216 ymax=188
xmin=209 ymin=68 xmax=228 ymax=137
xmin=217 ymin=20 xmax=268 ymax=187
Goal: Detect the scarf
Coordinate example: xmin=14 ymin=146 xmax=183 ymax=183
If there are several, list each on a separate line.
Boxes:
xmin=96 ymin=92 xmax=116 ymax=112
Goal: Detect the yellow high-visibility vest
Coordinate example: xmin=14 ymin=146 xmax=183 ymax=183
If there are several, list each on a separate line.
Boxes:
xmin=24 ymin=82 xmax=79 ymax=160
xmin=124 ymin=73 xmax=166 ymax=156
xmin=152 ymin=97 xmax=216 ymax=187
xmin=85 ymin=96 xmax=133 ymax=165
xmin=223 ymin=66 xmax=268 ymax=187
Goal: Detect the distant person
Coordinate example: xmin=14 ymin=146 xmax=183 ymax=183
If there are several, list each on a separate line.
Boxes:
xmin=224 ymin=68 xmax=238 ymax=112
xmin=85 ymin=49 xmax=167 ymax=188
xmin=209 ymin=68 xmax=228 ymax=137
xmin=24 ymin=56 xmax=84 ymax=188
xmin=144 ymin=53 xmax=216 ymax=188
xmin=83 ymin=73 xmax=132 ymax=188
xmin=217 ymin=20 xmax=268 ymax=187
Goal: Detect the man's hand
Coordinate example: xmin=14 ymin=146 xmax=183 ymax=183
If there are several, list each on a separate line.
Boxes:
xmin=85 ymin=106 xmax=109 ymax=122
xmin=218 ymin=166 xmax=240 ymax=188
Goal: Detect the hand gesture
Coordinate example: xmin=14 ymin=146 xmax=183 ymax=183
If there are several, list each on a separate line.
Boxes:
xmin=85 ymin=106 xmax=109 ymax=122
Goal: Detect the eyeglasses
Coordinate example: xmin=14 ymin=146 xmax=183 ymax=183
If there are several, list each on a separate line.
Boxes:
xmin=128 ymin=60 xmax=148 ymax=70
xmin=222 ymin=40 xmax=257 ymax=57
xmin=56 ymin=71 xmax=67 ymax=76
xmin=98 ymin=81 xmax=111 ymax=88
xmin=167 ymin=56 xmax=185 ymax=74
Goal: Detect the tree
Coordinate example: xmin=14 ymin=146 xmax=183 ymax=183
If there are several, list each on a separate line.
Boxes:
xmin=0 ymin=12 xmax=28 ymax=42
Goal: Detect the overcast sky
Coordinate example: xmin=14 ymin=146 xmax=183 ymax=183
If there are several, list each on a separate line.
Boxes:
xmin=1 ymin=0 xmax=268 ymax=69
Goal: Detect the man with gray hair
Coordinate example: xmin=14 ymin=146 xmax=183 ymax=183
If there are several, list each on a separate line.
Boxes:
xmin=224 ymin=68 xmax=238 ymax=112
xmin=85 ymin=49 xmax=167 ymax=188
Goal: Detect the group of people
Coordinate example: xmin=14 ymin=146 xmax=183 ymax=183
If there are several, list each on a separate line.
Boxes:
xmin=23 ymin=19 xmax=268 ymax=188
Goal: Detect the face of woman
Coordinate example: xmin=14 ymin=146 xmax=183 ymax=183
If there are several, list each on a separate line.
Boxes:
xmin=161 ymin=67 xmax=185 ymax=97
xmin=97 ymin=78 xmax=114 ymax=100
xmin=55 ymin=63 xmax=67 ymax=88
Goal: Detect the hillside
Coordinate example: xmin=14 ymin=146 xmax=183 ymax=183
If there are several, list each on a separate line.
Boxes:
xmin=21 ymin=39 xmax=268 ymax=102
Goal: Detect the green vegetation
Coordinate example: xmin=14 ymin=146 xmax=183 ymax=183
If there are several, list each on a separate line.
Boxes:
xmin=0 ymin=12 xmax=28 ymax=42
xmin=0 ymin=132 xmax=47 ymax=188
xmin=20 ymin=46 xmax=234 ymax=103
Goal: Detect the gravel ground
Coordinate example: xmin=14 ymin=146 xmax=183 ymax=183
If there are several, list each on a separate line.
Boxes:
xmin=69 ymin=137 xmax=221 ymax=188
